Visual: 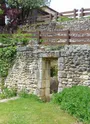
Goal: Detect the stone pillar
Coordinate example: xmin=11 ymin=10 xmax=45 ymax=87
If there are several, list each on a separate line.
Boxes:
xmin=44 ymin=60 xmax=50 ymax=101
xmin=37 ymin=58 xmax=45 ymax=100
xmin=58 ymin=57 xmax=65 ymax=92
xmin=38 ymin=58 xmax=50 ymax=101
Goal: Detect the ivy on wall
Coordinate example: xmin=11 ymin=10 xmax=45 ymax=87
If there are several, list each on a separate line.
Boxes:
xmin=0 ymin=46 xmax=16 ymax=77
xmin=0 ymin=33 xmax=31 ymax=78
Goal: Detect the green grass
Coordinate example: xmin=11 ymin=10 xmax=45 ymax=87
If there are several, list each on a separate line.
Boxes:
xmin=0 ymin=97 xmax=81 ymax=124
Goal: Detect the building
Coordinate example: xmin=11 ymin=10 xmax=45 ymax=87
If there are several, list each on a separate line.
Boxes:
xmin=0 ymin=4 xmax=59 ymax=26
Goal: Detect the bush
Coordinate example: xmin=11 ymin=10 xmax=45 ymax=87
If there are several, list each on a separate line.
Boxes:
xmin=51 ymin=86 xmax=90 ymax=123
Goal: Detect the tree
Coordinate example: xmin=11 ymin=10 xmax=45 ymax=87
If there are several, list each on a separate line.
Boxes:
xmin=7 ymin=0 xmax=50 ymax=8
xmin=0 ymin=9 xmax=3 ymax=15
xmin=7 ymin=0 xmax=51 ymax=20
xmin=0 ymin=4 xmax=4 ymax=15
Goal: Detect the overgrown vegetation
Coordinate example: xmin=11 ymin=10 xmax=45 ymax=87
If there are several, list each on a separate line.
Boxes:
xmin=0 ymin=33 xmax=33 ymax=77
xmin=0 ymin=9 xmax=3 ymax=15
xmin=0 ymin=33 xmax=31 ymax=45
xmin=0 ymin=4 xmax=3 ymax=15
xmin=52 ymin=86 xmax=90 ymax=124
xmin=0 ymin=46 xmax=16 ymax=77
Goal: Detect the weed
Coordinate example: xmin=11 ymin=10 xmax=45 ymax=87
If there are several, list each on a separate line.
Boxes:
xmin=0 ymin=87 xmax=17 ymax=99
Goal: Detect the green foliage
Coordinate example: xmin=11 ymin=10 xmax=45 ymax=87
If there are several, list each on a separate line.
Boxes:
xmin=0 ymin=87 xmax=17 ymax=99
xmin=0 ymin=33 xmax=32 ymax=78
xmin=0 ymin=34 xmax=12 ymax=44
xmin=0 ymin=4 xmax=3 ymax=15
xmin=18 ymin=89 xmax=29 ymax=98
xmin=13 ymin=33 xmax=32 ymax=45
xmin=40 ymin=39 xmax=44 ymax=43
xmin=57 ymin=16 xmax=73 ymax=22
xmin=7 ymin=0 xmax=45 ymax=9
xmin=0 ymin=34 xmax=30 ymax=45
xmin=50 ymin=65 xmax=58 ymax=77
xmin=7 ymin=0 xmax=49 ymax=21
xmin=0 ymin=9 xmax=3 ymax=15
xmin=52 ymin=86 xmax=90 ymax=123
xmin=0 ymin=46 xmax=16 ymax=77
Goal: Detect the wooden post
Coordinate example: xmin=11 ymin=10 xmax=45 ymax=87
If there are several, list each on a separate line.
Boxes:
xmin=80 ymin=8 xmax=84 ymax=17
xmin=67 ymin=30 xmax=70 ymax=45
xmin=37 ymin=31 xmax=41 ymax=44
xmin=49 ymin=14 xmax=52 ymax=22
xmin=55 ymin=12 xmax=58 ymax=20
xmin=74 ymin=9 xmax=77 ymax=19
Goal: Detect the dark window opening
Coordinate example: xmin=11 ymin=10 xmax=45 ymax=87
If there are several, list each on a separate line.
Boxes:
xmin=50 ymin=60 xmax=58 ymax=94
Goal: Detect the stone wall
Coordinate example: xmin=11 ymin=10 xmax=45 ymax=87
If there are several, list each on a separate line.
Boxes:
xmin=21 ymin=18 xmax=90 ymax=31
xmin=5 ymin=47 xmax=39 ymax=94
xmin=5 ymin=44 xmax=90 ymax=100
xmin=4 ymin=18 xmax=90 ymax=100
xmin=58 ymin=45 xmax=90 ymax=92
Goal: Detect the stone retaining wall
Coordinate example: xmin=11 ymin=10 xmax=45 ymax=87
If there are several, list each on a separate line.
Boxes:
xmin=21 ymin=18 xmax=90 ymax=31
xmin=4 ymin=18 xmax=90 ymax=100
xmin=58 ymin=45 xmax=90 ymax=92
xmin=5 ymin=44 xmax=90 ymax=100
xmin=5 ymin=47 xmax=39 ymax=94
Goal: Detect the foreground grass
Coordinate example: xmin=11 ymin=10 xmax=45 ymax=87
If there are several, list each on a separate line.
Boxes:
xmin=0 ymin=97 xmax=81 ymax=124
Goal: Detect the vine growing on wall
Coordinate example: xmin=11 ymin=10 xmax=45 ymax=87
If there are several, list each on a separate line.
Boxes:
xmin=0 ymin=33 xmax=31 ymax=78
xmin=0 ymin=46 xmax=16 ymax=77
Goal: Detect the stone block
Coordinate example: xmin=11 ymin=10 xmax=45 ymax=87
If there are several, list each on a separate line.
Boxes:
xmin=68 ymin=79 xmax=73 ymax=82
xmin=58 ymin=63 xmax=64 ymax=70
xmin=58 ymin=57 xmax=64 ymax=63
xmin=62 ymin=81 xmax=67 ymax=84
xmin=80 ymin=75 xmax=89 ymax=80
xmin=58 ymin=71 xmax=67 ymax=78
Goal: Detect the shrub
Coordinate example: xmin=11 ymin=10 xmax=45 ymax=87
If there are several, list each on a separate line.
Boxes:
xmin=51 ymin=86 xmax=90 ymax=123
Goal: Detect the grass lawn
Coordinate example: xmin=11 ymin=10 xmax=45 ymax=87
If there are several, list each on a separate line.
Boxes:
xmin=0 ymin=97 xmax=82 ymax=124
